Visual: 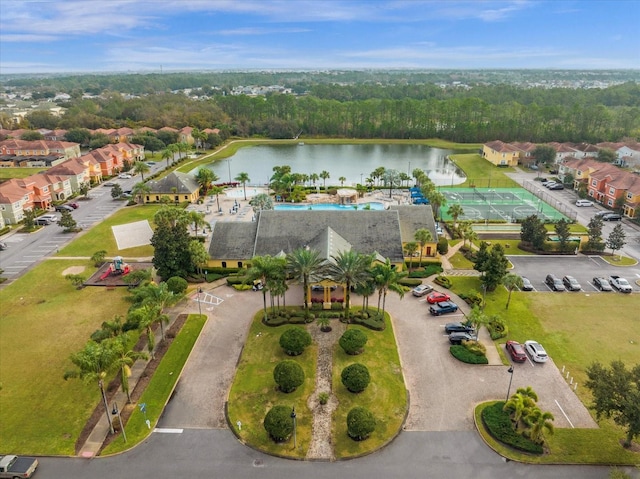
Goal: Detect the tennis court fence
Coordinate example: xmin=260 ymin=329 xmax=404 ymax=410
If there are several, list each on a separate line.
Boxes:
xmin=522 ymin=180 xmax=577 ymax=222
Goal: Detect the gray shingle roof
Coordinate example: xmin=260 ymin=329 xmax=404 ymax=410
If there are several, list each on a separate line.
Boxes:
xmin=389 ymin=205 xmax=437 ymax=242
xmin=146 ymin=171 xmax=199 ymax=195
xmin=208 ymin=221 xmax=258 ymax=260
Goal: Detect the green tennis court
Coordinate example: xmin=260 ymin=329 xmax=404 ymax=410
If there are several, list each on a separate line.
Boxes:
xmin=439 ymin=187 xmax=569 ymax=222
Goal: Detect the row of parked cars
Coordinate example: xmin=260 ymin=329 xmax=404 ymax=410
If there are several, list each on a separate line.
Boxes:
xmin=506 ymin=340 xmax=549 ymax=363
xmin=545 ymin=273 xmax=633 ymax=293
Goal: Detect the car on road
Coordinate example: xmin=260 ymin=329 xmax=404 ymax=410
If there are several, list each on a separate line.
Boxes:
xmin=521 ymin=277 xmax=534 ymax=291
xmin=545 ymin=274 xmax=565 ymax=291
xmin=524 ymin=340 xmax=549 ymax=363
xmin=54 ymin=204 xmax=74 ymax=212
xmin=548 ymin=183 xmax=565 ymax=190
xmin=67 ymin=202 xmax=80 ymax=209
xmin=39 ymin=214 xmax=57 ymax=223
xmin=505 ymin=340 xmax=527 ymax=363
xmin=448 ymin=332 xmax=475 ymax=345
xmin=103 ymin=182 xmax=117 ymax=187
xmin=594 ymin=210 xmax=611 ymax=217
xmin=575 ymin=199 xmax=594 ymax=207
xmin=412 ymin=284 xmax=434 ymax=297
xmin=609 ymin=275 xmax=633 ymax=293
xmin=592 ymin=277 xmax=613 ymax=291
xmin=602 ymin=213 xmax=622 ymax=221
xmin=444 ymin=322 xmax=474 ymax=334
xmin=0 ymin=242 xmax=7 ymax=251
xmin=427 ymin=291 xmax=451 ymax=304
xmin=542 ymin=181 xmax=557 ymax=188
xmin=429 ymin=301 xmax=459 ymax=316
xmin=118 ymin=173 xmax=133 ymax=179
xmin=562 ymin=275 xmax=581 ymax=291
xmin=34 ymin=217 xmax=52 ymax=225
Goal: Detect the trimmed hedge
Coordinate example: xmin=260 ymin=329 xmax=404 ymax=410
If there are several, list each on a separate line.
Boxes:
xmin=279 ymin=327 xmax=312 ymax=356
xmin=273 ymin=360 xmax=305 ymax=393
xmin=399 ymin=278 xmax=422 ymax=287
xmin=487 ymin=319 xmax=508 ymax=340
xmin=481 ymin=402 xmax=543 ymax=454
xmin=450 ymin=345 xmax=488 ymax=364
xmin=263 ymin=405 xmax=294 ymax=442
xmin=341 ymin=363 xmax=371 ymax=393
xmin=347 ymin=406 xmax=376 ymax=441
xmin=339 ymin=329 xmax=368 ymax=355
xmin=433 ymin=275 xmax=452 ymax=288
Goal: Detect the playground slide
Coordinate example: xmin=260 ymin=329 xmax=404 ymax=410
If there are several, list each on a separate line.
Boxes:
xmin=99 ymin=269 xmax=111 ymax=280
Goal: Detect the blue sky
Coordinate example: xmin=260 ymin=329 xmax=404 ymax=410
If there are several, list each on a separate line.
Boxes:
xmin=1 ymin=0 xmax=638 ymax=74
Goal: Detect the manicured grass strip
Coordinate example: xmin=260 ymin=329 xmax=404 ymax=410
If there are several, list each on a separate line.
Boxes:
xmin=0 ymin=167 xmax=41 ymax=180
xmin=331 ymin=316 xmax=407 ymax=458
xmin=101 ymin=314 xmax=207 ymax=455
xmin=0 ymin=260 xmax=133 ymax=455
xmin=227 ymin=317 xmax=318 ymax=458
xmin=472 ymin=239 xmax=534 ymax=255
xmin=449 ymin=251 xmax=475 ymax=269
xmin=448 ymin=154 xmax=519 ymax=188
xmin=600 ymin=255 xmax=638 ymax=266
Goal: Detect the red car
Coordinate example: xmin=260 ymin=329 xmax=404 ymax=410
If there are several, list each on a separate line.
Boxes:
xmin=506 ymin=340 xmax=527 ymax=363
xmin=67 ymin=202 xmax=80 ymax=209
xmin=426 ymin=291 xmax=451 ymax=304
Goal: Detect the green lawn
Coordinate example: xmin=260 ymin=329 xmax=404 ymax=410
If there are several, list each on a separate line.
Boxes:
xmin=449 ymin=251 xmax=475 ymax=269
xmin=600 ymin=255 xmax=638 ymax=266
xmin=472 ymin=239 xmax=534 ymax=255
xmin=449 ymin=153 xmax=519 ymax=188
xmin=0 ymin=167 xmax=42 ymax=180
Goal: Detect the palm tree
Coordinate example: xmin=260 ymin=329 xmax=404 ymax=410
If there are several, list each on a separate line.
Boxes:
xmin=195 ymin=168 xmax=218 ymax=197
xmin=248 ymin=255 xmax=284 ymax=322
xmin=371 ymin=259 xmax=406 ymax=317
xmin=524 ymin=408 xmax=555 ymax=444
xmin=64 ymin=340 xmax=118 ymax=434
xmin=502 ymin=273 xmax=524 ymax=309
xmin=339 ymin=176 xmax=346 ymax=186
xmin=208 ymin=185 xmax=224 ymax=212
xmin=188 ymin=210 xmax=207 ymax=239
xmin=140 ymin=282 xmax=182 ymax=339
xmin=503 ymin=392 xmax=537 ymax=427
xmin=130 ymin=304 xmax=163 ymax=359
xmin=131 ymin=182 xmax=150 ymax=205
xmin=426 ymin=190 xmax=447 ymax=221
xmin=234 ymin=172 xmax=250 ymax=200
xmin=310 ymin=173 xmax=319 ymax=188
xmin=414 ymin=228 xmax=432 ymax=268
xmin=383 ymin=169 xmax=401 ymax=198
xmin=515 ymin=386 xmax=539 ymax=403
xmin=161 ymin=148 xmax=173 ymax=168
xmin=459 ymin=221 xmax=477 ymax=248
xmin=327 ymin=250 xmax=372 ymax=319
xmin=403 ymin=241 xmax=419 ymax=273
xmin=447 ymin=204 xmax=464 ymax=229
xmin=107 ymin=333 xmax=148 ymax=403
xmin=132 ymin=161 xmax=150 ymax=180
xmin=286 ymin=247 xmax=327 ymax=313
xmin=320 ymin=170 xmax=330 ymax=190
xmin=250 ymin=193 xmax=274 ymax=213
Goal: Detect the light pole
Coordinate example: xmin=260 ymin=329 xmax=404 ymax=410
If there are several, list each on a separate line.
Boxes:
xmin=506 ymin=366 xmax=514 ymax=402
xmin=227 ymin=159 xmax=232 ymax=184
xmin=360 ymin=173 xmax=363 ymax=185
xmin=291 ymin=407 xmax=297 ymax=449
xmin=112 ymin=402 xmax=127 ymax=443
xmin=197 ymin=287 xmax=202 ymax=316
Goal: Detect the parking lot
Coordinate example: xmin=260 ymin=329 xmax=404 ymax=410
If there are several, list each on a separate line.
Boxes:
xmin=508 ymin=255 xmax=640 ymax=293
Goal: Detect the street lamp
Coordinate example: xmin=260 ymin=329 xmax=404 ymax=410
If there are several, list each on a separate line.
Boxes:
xmin=227 ymin=159 xmax=232 ymax=184
xmin=291 ymin=407 xmax=297 ymax=449
xmin=112 ymin=402 xmax=127 ymax=443
xmin=506 ymin=366 xmax=514 ymax=402
xmin=197 ymin=287 xmax=203 ymax=316
xmin=360 ymin=173 xmax=363 ymax=185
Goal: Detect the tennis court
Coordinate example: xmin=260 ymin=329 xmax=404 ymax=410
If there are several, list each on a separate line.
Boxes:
xmin=439 ymin=187 xmax=569 ymax=222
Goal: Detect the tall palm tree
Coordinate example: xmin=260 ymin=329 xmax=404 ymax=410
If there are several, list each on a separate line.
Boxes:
xmin=524 ymin=408 xmax=555 ymax=444
xmin=414 ymin=228 xmax=432 ymax=268
xmin=64 ymin=340 xmax=118 ymax=434
xmin=339 ymin=176 xmax=346 ymax=186
xmin=234 ymin=172 xmax=250 ymax=200
xmin=447 ymin=204 xmax=464 ymax=229
xmin=132 ymin=161 xmax=150 ymax=180
xmin=161 ymin=148 xmax=173 ymax=168
xmin=286 ymin=247 xmax=327 ymax=312
xmin=131 ymin=182 xmax=150 ymax=205
xmin=327 ymin=250 xmax=372 ymax=319
xmin=130 ymin=304 xmax=163 ymax=359
xmin=310 ymin=173 xmax=319 ymax=188
xmin=371 ymin=259 xmax=406 ymax=317
xmin=403 ymin=241 xmax=419 ymax=273
xmin=140 ymin=282 xmax=182 ymax=339
xmin=188 ymin=210 xmax=207 ymax=239
xmin=209 ymin=185 xmax=224 ymax=212
xmin=354 ymin=278 xmax=376 ymax=312
xmin=248 ymin=255 xmax=284 ymax=322
xmin=195 ymin=168 xmax=218 ymax=197
xmin=502 ymin=273 xmax=524 ymax=309
xmin=320 ymin=170 xmax=330 ymax=190
xmin=107 ymin=333 xmax=148 ymax=403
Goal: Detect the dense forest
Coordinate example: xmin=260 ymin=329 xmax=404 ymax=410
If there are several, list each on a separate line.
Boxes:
xmin=5 ymin=71 xmax=640 ymax=144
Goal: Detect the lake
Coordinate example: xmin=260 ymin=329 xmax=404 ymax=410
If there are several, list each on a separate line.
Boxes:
xmin=192 ymin=143 xmax=466 ymax=186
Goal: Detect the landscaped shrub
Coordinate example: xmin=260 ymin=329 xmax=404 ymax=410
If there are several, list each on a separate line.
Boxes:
xmin=434 ymin=275 xmax=452 ymax=288
xmin=226 ymin=276 xmax=245 ymax=285
xmin=263 ymin=405 xmax=294 ymax=442
xmin=273 ymin=360 xmax=305 ymax=393
xmin=458 ymin=290 xmax=483 ymax=307
xmin=399 ymin=277 xmax=422 ymax=287
xmin=487 ymin=318 xmax=508 ymax=340
xmin=279 ymin=327 xmax=312 ymax=356
xmin=464 ymin=339 xmax=486 ymax=356
xmin=437 ymin=237 xmax=449 ymax=255
xmin=341 ymin=363 xmax=371 ymax=393
xmin=481 ymin=402 xmax=543 ymax=454
xmin=339 ymin=329 xmax=368 ymax=355
xmin=346 ymin=406 xmax=376 ymax=441
xmin=449 ymin=345 xmax=488 ymax=364
xmin=166 ymin=276 xmax=188 ymax=294
xmin=349 ymin=314 xmax=385 ymax=331
xmin=408 ymin=262 xmax=444 ymax=278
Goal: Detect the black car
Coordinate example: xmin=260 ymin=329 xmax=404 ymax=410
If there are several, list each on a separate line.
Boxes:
xmin=548 ymin=183 xmax=564 ymax=190
xmin=545 ymin=274 xmax=565 ymax=291
xmin=592 ymin=277 xmax=613 ymax=291
xmin=521 ymin=277 xmax=534 ymax=291
xmin=444 ymin=322 xmax=474 ymax=334
xmin=429 ymin=301 xmax=459 ymax=316
xmin=54 ymin=204 xmax=74 ymax=212
xmin=449 ymin=332 xmax=475 ymax=345
xmin=602 ymin=213 xmax=622 ymax=221
xmin=562 ymin=275 xmax=581 ymax=291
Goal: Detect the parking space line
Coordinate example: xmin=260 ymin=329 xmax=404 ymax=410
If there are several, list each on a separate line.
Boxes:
xmin=554 ymin=399 xmax=574 ymax=428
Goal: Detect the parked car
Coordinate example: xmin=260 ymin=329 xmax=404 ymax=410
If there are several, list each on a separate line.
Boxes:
xmin=145 ymin=162 xmax=155 ymax=166
xmin=412 ymin=284 xmax=434 ymax=297
xmin=521 ymin=277 xmax=534 ymax=291
xmin=594 ymin=210 xmax=611 ymax=217
xmin=602 ymin=213 xmax=622 ymax=221
xmin=562 ymin=275 xmax=582 ymax=291
xmin=609 ymin=275 xmax=633 ymax=293
xmin=34 ymin=217 xmax=52 ymax=225
xmin=0 ymin=455 xmax=39 ymax=478
xmin=118 ymin=173 xmax=132 ymax=179
xmin=448 ymin=332 xmax=475 ymax=345
xmin=592 ymin=277 xmax=613 ymax=291
xmin=542 ymin=181 xmax=557 ymax=188
xmin=575 ymin=199 xmax=594 ymax=207
xmin=103 ymin=182 xmax=117 ymax=187
xmin=427 ymin=291 xmax=451 ymax=304
xmin=39 ymin=214 xmax=57 ymax=223
xmin=548 ymin=183 xmax=565 ymax=190
xmin=54 ymin=204 xmax=74 ymax=212
xmin=0 ymin=242 xmax=7 ymax=251
xmin=545 ymin=274 xmax=565 ymax=291
xmin=505 ymin=340 xmax=527 ymax=363
xmin=429 ymin=301 xmax=459 ymax=316
xmin=444 ymin=322 xmax=474 ymax=334
xmin=524 ymin=340 xmax=549 ymax=363
xmin=66 ymin=202 xmax=80 ymax=209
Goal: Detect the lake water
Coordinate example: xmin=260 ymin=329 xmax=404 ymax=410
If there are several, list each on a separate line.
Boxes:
xmin=193 ymin=143 xmax=465 ymax=187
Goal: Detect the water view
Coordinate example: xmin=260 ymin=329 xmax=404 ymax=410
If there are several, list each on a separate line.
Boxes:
xmin=194 ymin=144 xmax=465 ymax=187
xmin=274 ymin=202 xmax=385 ymax=211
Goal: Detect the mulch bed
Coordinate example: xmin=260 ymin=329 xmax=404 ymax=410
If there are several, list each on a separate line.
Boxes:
xmin=74 ymin=314 xmax=188 ymax=455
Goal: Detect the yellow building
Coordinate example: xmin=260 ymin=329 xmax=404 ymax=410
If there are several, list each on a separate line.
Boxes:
xmin=143 ymin=171 xmax=200 ymax=204
xmin=482 ymin=140 xmax=521 ymax=167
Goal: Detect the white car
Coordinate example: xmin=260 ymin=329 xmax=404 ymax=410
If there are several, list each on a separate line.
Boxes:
xmin=412 ymin=284 xmax=434 ymax=297
xmin=118 ymin=173 xmax=132 ymax=179
xmin=39 ymin=214 xmax=58 ymax=223
xmin=524 ymin=340 xmax=548 ymax=363
xmin=575 ymin=199 xmax=594 ymax=207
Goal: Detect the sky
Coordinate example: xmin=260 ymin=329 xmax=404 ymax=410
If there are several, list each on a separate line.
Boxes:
xmin=0 ymin=0 xmax=639 ymax=74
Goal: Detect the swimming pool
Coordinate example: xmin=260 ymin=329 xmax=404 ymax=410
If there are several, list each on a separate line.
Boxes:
xmin=275 ymin=202 xmax=385 ymax=211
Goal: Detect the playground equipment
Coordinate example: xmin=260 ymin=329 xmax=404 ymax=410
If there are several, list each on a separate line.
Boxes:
xmin=100 ymin=256 xmax=131 ymax=280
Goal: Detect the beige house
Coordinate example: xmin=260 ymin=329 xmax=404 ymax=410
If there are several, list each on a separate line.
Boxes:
xmin=144 ymin=171 xmax=200 ymax=204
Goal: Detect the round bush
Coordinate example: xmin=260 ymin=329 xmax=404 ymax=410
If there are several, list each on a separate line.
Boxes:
xmin=339 ymin=329 xmax=368 ymax=355
xmin=273 ymin=360 xmax=305 ymax=393
xmin=166 ymin=276 xmax=188 ymax=294
xmin=279 ymin=327 xmax=312 ymax=356
xmin=263 ymin=405 xmax=294 ymax=442
xmin=346 ymin=406 xmax=376 ymax=441
xmin=341 ymin=363 xmax=371 ymax=393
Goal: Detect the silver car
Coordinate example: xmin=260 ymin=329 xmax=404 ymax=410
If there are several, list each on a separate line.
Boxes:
xmin=524 ymin=341 xmax=548 ymax=363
